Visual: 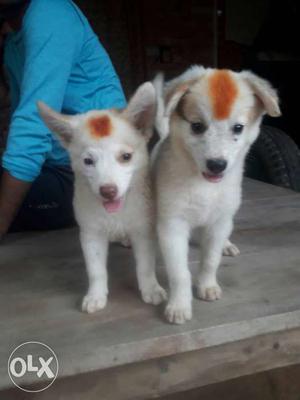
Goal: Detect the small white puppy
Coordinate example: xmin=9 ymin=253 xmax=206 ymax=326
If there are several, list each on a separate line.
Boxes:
xmin=38 ymin=82 xmax=166 ymax=313
xmin=153 ymin=66 xmax=281 ymax=324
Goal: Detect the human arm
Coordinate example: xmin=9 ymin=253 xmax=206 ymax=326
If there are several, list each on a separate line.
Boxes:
xmin=0 ymin=0 xmax=82 ymax=236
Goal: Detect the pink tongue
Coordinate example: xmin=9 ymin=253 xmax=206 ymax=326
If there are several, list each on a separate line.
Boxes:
xmin=103 ymin=198 xmax=123 ymax=213
xmin=203 ymin=172 xmax=223 ymax=183
xmin=207 ymin=175 xmax=222 ymax=183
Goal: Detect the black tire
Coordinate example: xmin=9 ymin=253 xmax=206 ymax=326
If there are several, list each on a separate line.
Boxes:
xmin=245 ymin=125 xmax=300 ymax=191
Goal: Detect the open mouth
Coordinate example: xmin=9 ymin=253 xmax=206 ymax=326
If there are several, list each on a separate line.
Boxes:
xmin=102 ymin=197 xmax=124 ymax=213
xmin=202 ymin=171 xmax=224 ymax=183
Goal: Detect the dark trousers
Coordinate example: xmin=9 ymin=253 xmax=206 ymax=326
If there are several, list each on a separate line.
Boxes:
xmin=1 ymin=164 xmax=75 ymax=232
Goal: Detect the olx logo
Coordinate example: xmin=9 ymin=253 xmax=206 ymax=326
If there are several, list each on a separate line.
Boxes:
xmin=8 ymin=342 xmax=59 ymax=392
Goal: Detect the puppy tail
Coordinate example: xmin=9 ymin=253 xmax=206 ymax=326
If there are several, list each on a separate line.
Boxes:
xmin=153 ymin=73 xmax=169 ymax=140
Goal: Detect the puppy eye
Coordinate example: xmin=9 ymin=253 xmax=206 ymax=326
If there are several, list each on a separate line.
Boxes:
xmin=120 ymin=152 xmax=132 ymax=162
xmin=84 ymin=157 xmax=94 ymax=166
xmin=191 ymin=122 xmax=207 ymax=135
xmin=232 ymin=124 xmax=244 ymax=134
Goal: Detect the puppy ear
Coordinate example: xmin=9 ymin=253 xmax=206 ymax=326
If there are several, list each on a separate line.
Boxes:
xmin=242 ymin=71 xmax=281 ymax=117
xmin=152 ymin=78 xmax=199 ymax=140
xmin=153 ymin=73 xmax=169 ymax=139
xmin=123 ymin=82 xmax=156 ymax=136
xmin=37 ymin=101 xmax=76 ymax=147
xmin=165 ymin=82 xmax=192 ymax=116
xmin=164 ymin=65 xmax=205 ymax=116
xmin=152 ymin=66 xmax=205 ymax=139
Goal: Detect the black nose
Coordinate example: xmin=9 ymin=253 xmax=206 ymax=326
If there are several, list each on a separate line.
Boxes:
xmin=100 ymin=184 xmax=118 ymax=200
xmin=206 ymin=158 xmax=227 ymax=174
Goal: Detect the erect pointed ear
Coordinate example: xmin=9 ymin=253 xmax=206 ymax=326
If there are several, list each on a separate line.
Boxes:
xmin=153 ymin=67 xmax=204 ymax=139
xmin=153 ymin=73 xmax=192 ymax=139
xmin=164 ymin=65 xmax=205 ymax=116
xmin=241 ymin=71 xmax=281 ymax=117
xmin=122 ymin=82 xmax=156 ymax=135
xmin=37 ymin=101 xmax=76 ymax=147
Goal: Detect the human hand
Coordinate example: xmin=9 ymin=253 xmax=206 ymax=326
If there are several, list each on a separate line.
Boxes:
xmin=0 ymin=213 xmax=10 ymax=240
xmin=0 ymin=171 xmax=31 ymax=238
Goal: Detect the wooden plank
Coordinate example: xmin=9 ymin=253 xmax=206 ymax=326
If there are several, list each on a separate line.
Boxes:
xmin=242 ymin=178 xmax=298 ymax=201
xmin=158 ymin=365 xmax=300 ymax=400
xmin=1 ymin=179 xmax=300 ymax=393
xmin=2 ymin=328 xmax=300 ymax=399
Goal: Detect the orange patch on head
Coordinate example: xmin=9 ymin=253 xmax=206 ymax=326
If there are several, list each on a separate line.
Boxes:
xmin=89 ymin=115 xmax=112 ymax=138
xmin=209 ymin=70 xmax=238 ymax=120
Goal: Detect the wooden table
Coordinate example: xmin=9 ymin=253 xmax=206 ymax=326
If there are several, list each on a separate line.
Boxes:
xmin=1 ymin=179 xmax=300 ymax=399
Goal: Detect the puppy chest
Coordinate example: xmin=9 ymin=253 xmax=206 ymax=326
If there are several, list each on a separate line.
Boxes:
xmin=186 ymin=197 xmax=217 ymax=227
xmin=182 ymin=187 xmax=231 ymax=226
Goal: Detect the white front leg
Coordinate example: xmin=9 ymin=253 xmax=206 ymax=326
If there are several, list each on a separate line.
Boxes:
xmin=80 ymin=230 xmax=109 ymax=313
xmin=197 ymin=217 xmax=233 ymax=301
xmin=158 ymin=218 xmax=192 ymax=324
xmin=131 ymin=231 xmax=167 ymax=306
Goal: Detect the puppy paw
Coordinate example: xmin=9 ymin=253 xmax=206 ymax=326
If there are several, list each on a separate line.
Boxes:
xmin=223 ymin=240 xmax=240 ymax=257
xmin=165 ymin=302 xmax=192 ymax=324
xmin=141 ymin=283 xmax=167 ymax=305
xmin=197 ymin=283 xmax=222 ymax=301
xmin=82 ymin=293 xmax=107 ymax=314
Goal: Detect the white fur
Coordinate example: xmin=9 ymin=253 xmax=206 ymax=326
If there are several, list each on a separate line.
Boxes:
xmin=38 ymin=82 xmax=167 ymax=313
xmin=153 ymin=66 xmax=280 ymax=324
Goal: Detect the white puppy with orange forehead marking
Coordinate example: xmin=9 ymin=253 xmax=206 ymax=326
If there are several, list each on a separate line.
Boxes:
xmin=38 ymin=82 xmax=166 ymax=313
xmin=153 ymin=66 xmax=281 ymax=324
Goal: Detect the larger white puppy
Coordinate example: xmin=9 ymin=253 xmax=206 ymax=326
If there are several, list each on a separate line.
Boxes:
xmin=153 ymin=66 xmax=281 ymax=324
xmin=38 ymin=82 xmax=166 ymax=313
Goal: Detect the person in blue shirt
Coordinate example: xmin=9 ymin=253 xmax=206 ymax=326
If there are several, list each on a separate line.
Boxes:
xmin=0 ymin=0 xmax=126 ymax=239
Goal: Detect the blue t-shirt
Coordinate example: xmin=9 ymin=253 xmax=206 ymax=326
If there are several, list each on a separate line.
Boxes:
xmin=2 ymin=0 xmax=126 ymax=182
